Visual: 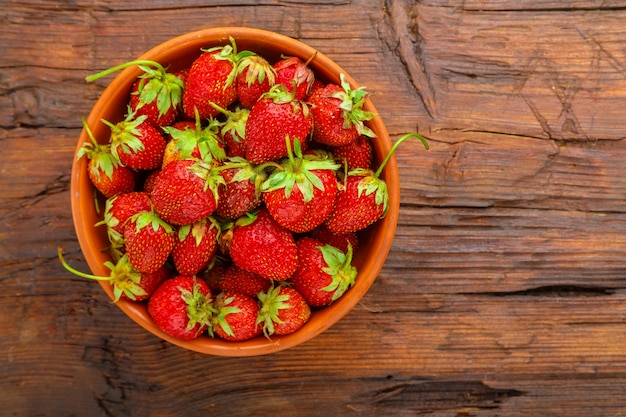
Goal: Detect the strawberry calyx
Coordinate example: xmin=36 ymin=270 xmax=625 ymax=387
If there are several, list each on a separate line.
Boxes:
xmin=77 ymin=117 xmax=121 ymax=182
xmin=256 ymin=283 xmax=291 ymax=338
xmin=237 ymin=54 xmax=277 ymax=87
xmin=262 ymin=137 xmax=340 ymax=202
xmin=210 ymin=292 xmax=243 ymax=338
xmin=58 ymin=248 xmax=148 ymax=303
xmin=101 ymin=109 xmax=148 ymax=160
xmin=331 ymin=73 xmax=377 ymax=138
xmin=222 ymin=156 xmax=269 ymax=201
xmin=210 ymin=103 xmax=249 ymax=145
xmin=186 ymin=159 xmax=226 ymax=202
xmin=86 ymin=60 xmax=184 ymax=118
xmin=318 ymin=243 xmax=357 ymax=302
xmin=201 ymin=37 xmax=255 ymax=90
xmin=130 ymin=208 xmax=174 ymax=236
xmin=177 ymin=216 xmax=220 ymax=247
xmin=178 ymin=277 xmax=216 ymax=335
xmin=163 ymin=109 xmax=225 ymax=164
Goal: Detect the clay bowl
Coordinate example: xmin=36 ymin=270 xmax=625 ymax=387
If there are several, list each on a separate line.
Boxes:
xmin=71 ymin=27 xmax=399 ymax=356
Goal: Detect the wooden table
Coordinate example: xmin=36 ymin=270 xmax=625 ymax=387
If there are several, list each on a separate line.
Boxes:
xmin=4 ymin=0 xmax=626 ymax=415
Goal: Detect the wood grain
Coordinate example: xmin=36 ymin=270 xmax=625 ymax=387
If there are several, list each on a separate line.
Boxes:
xmin=3 ymin=0 xmax=626 ymax=416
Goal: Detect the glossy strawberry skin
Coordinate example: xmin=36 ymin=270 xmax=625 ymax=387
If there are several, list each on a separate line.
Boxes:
xmin=216 ymin=166 xmax=263 ymax=220
xmin=172 ymin=218 xmax=219 ymax=276
xmin=114 ymin=120 xmax=167 ymax=170
xmin=182 ymin=50 xmax=237 ymax=120
xmin=123 ymin=212 xmax=175 ymax=273
xmin=148 ymin=276 xmax=213 ymax=340
xmin=263 ymin=168 xmax=337 ymax=233
xmin=150 ymin=159 xmax=221 ymax=226
xmin=212 ymin=291 xmax=262 ymax=341
xmin=311 ymin=223 xmax=358 ymax=254
xmin=245 ymin=97 xmax=313 ymax=164
xmin=229 ymin=209 xmax=298 ymax=280
xmin=102 ymin=191 xmax=152 ymax=235
xmin=217 ymin=264 xmax=271 ymax=298
xmin=330 ymin=135 xmax=373 ymax=170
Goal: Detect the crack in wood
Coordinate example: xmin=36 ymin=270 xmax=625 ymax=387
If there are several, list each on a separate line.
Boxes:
xmin=468 ymin=285 xmax=616 ymax=297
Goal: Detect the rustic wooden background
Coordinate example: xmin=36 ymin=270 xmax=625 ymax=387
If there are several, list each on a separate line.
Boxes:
xmin=3 ymin=0 xmax=626 ymax=415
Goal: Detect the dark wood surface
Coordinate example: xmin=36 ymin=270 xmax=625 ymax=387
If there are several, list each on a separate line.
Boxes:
xmin=4 ymin=0 xmax=626 ymax=415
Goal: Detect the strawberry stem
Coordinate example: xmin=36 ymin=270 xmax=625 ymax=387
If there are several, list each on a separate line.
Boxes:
xmin=374 ymin=133 xmax=429 ymax=178
xmin=58 ymin=247 xmax=111 ymax=282
xmin=86 ymin=60 xmax=167 ymax=83
xmin=81 ymin=117 xmax=100 ymax=148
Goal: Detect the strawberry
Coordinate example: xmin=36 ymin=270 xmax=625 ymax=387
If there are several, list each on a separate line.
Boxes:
xmin=290 ymin=237 xmax=357 ymax=307
xmin=216 ymin=157 xmax=266 ymax=220
xmin=102 ymin=111 xmax=167 ymax=170
xmin=142 ymin=169 xmax=161 ymax=194
xmin=245 ymin=84 xmax=313 ymax=164
xmin=148 ymin=276 xmax=215 ymax=340
xmin=330 ymin=135 xmax=373 ymax=170
xmin=257 ymin=284 xmax=311 ymax=337
xmin=210 ymin=104 xmax=249 ymax=158
xmin=98 ymin=191 xmax=152 ymax=236
xmin=273 ymin=55 xmax=315 ymax=100
xmin=227 ymin=208 xmax=298 ymax=280
xmin=161 ymin=112 xmax=225 ymax=167
xmin=182 ymin=38 xmax=251 ymax=119
xmin=311 ymin=223 xmax=358 ymax=254
xmin=150 ymin=159 xmax=225 ymax=225
xmin=325 ymin=133 xmax=429 ymax=234
xmin=216 ymin=264 xmax=272 ymax=298
xmin=77 ymin=118 xmax=135 ymax=198
xmin=172 ymin=217 xmax=219 ymax=276
xmin=309 ymin=74 xmax=377 ymax=147
xmin=58 ymin=248 xmax=170 ymax=303
xmin=211 ymin=291 xmax=262 ymax=341
xmin=86 ymin=60 xmax=184 ymax=128
xmin=262 ymin=140 xmax=340 ymax=233
xmin=124 ymin=209 xmax=175 ymax=273
xmin=236 ymin=53 xmax=276 ymax=107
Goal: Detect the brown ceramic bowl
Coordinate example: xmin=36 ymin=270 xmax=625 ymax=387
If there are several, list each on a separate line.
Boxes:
xmin=71 ymin=27 xmax=399 ymax=356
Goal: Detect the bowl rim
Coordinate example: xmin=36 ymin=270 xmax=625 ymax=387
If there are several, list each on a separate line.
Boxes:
xmin=70 ymin=26 xmax=399 ymax=356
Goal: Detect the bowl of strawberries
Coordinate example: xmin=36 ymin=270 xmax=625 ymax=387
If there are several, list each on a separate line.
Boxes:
xmin=64 ymin=27 xmax=424 ymax=356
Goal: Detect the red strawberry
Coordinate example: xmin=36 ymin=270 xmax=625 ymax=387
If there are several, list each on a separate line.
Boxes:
xmin=257 ymin=284 xmax=311 ymax=337
xmin=58 ymin=249 xmax=170 ymax=303
xmin=142 ymin=169 xmax=161 ymax=194
xmin=216 ymin=157 xmax=266 ymax=220
xmin=210 ymin=104 xmax=249 ymax=158
xmin=86 ymin=60 xmax=184 ymax=128
xmin=309 ymin=74 xmax=377 ymax=146
xmin=98 ymin=191 xmax=152 ymax=236
xmin=182 ymin=38 xmax=249 ymax=119
xmin=227 ymin=208 xmax=298 ymax=280
xmin=77 ymin=118 xmax=135 ymax=198
xmin=150 ymin=159 xmax=225 ymax=225
xmin=172 ymin=217 xmax=219 ymax=276
xmin=290 ymin=237 xmax=357 ymax=307
xmin=325 ymin=133 xmax=429 ymax=234
xmin=245 ymin=84 xmax=313 ymax=164
xmin=102 ymin=112 xmax=167 ymax=170
xmin=273 ymin=56 xmax=315 ymax=100
xmin=330 ymin=135 xmax=373 ymax=170
xmin=161 ymin=113 xmax=225 ymax=167
xmin=124 ymin=209 xmax=175 ymax=273
xmin=311 ymin=223 xmax=358 ymax=254
xmin=148 ymin=276 xmax=214 ymax=340
xmin=216 ymin=264 xmax=271 ymax=298
xmin=262 ymin=140 xmax=340 ymax=233
xmin=211 ymin=291 xmax=262 ymax=341
xmin=236 ymin=54 xmax=276 ymax=107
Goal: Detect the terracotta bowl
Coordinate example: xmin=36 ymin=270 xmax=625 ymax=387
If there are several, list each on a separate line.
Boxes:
xmin=71 ymin=27 xmax=399 ymax=356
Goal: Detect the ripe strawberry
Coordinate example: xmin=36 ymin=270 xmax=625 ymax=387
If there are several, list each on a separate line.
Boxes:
xmin=148 ymin=276 xmax=214 ymax=340
xmin=211 ymin=291 xmax=262 ymax=341
xmin=273 ymin=56 xmax=315 ymax=100
xmin=330 ymin=135 xmax=373 ymax=170
xmin=245 ymin=84 xmax=313 ymax=164
xmin=182 ymin=38 xmax=251 ymax=119
xmin=216 ymin=264 xmax=271 ymax=298
xmin=257 ymin=284 xmax=311 ymax=337
xmin=290 ymin=237 xmax=357 ymax=307
xmin=102 ymin=112 xmax=166 ymax=170
xmin=210 ymin=104 xmax=249 ymax=158
xmin=311 ymin=223 xmax=358 ymax=254
xmin=325 ymin=133 xmax=429 ymax=234
xmin=309 ymin=74 xmax=377 ymax=146
xmin=216 ymin=157 xmax=266 ymax=220
xmin=86 ymin=60 xmax=184 ymax=128
xmin=58 ymin=248 xmax=169 ymax=302
xmin=77 ymin=118 xmax=135 ymax=198
xmin=124 ymin=209 xmax=175 ymax=273
xmin=172 ymin=217 xmax=219 ymax=276
xmin=227 ymin=208 xmax=298 ymax=280
xmin=150 ymin=159 xmax=225 ymax=225
xmin=161 ymin=113 xmax=225 ymax=167
xmin=236 ymin=54 xmax=276 ymax=107
xmin=262 ymin=140 xmax=340 ymax=233
xmin=98 ymin=191 xmax=152 ymax=236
